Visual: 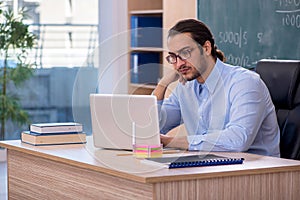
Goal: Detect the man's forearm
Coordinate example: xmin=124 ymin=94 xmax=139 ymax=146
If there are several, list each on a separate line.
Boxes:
xmin=153 ymin=69 xmax=182 ymax=100
xmin=160 ymin=134 xmax=189 ymax=150
xmin=152 ymin=82 xmax=169 ymax=100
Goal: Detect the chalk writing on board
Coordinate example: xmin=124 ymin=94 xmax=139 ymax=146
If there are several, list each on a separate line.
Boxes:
xmin=278 ymin=12 xmax=300 ymax=28
xmin=198 ymin=0 xmax=300 ymax=69
xmin=218 ymin=27 xmax=248 ymax=48
xmin=274 ymin=0 xmax=300 ymax=7
xmin=226 ymin=53 xmax=252 ymax=68
xmin=274 ymin=0 xmax=300 ymax=28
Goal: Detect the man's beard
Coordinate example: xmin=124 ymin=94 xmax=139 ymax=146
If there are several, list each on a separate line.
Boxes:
xmin=184 ymin=70 xmax=201 ymax=82
xmin=178 ymin=65 xmax=201 ymax=82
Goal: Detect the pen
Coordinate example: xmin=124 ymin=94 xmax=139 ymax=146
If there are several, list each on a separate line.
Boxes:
xmin=132 ymin=121 xmax=136 ymax=146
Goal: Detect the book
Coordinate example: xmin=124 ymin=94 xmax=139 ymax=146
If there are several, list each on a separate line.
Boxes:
xmin=30 ymin=122 xmax=83 ymax=134
xmin=21 ymin=131 xmax=86 ymax=146
xmin=130 ymin=52 xmax=160 ymax=84
xmin=130 ymin=15 xmax=162 ymax=48
xmin=142 ymin=154 xmax=244 ymax=169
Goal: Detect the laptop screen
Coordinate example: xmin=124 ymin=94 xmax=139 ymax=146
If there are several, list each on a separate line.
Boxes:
xmin=90 ymin=94 xmax=161 ymax=150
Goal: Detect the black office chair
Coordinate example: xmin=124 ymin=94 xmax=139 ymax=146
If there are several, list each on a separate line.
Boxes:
xmin=256 ymin=59 xmax=300 ymax=160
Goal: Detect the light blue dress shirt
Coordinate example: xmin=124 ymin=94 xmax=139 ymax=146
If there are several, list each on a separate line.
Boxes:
xmin=158 ymin=59 xmax=280 ymax=157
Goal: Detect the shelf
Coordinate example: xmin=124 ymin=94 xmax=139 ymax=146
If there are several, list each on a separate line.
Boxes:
xmin=130 ymin=47 xmax=164 ymax=52
xmin=129 ymin=83 xmax=157 ymax=95
xmin=129 ymin=6 xmax=162 ymax=95
xmin=130 ymin=83 xmax=157 ymax=89
xmin=130 ymin=9 xmax=163 ymax=15
xmin=128 ymin=0 xmax=162 ymax=12
xmin=127 ymin=0 xmax=196 ymax=95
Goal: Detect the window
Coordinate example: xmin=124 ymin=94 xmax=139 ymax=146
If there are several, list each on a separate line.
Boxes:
xmin=2 ymin=0 xmax=99 ymax=139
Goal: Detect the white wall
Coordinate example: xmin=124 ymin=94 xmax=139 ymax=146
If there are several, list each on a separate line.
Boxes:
xmin=39 ymin=0 xmax=98 ymax=24
xmin=98 ymin=0 xmax=128 ymax=94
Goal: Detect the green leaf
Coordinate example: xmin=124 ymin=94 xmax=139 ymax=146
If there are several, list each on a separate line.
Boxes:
xmin=9 ymin=64 xmax=33 ymax=86
xmin=0 ymin=4 xmax=37 ymax=138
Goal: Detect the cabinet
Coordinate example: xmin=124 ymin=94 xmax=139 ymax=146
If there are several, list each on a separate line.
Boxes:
xmin=127 ymin=0 xmax=196 ymax=95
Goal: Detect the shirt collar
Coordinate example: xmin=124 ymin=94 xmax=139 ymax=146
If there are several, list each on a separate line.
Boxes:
xmin=183 ymin=58 xmax=225 ymax=92
xmin=203 ymin=58 xmax=224 ymax=94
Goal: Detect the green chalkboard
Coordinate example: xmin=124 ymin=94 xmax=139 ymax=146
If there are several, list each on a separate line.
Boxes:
xmin=198 ymin=0 xmax=300 ymax=69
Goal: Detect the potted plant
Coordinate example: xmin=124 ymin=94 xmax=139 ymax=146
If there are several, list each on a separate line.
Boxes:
xmin=0 ymin=2 xmax=37 ymax=140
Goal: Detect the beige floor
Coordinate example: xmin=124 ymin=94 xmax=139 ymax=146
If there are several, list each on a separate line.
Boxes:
xmin=0 ymin=149 xmax=7 ymax=200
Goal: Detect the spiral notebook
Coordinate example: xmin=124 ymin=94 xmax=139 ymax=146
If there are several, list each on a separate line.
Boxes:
xmin=143 ymin=154 xmax=244 ymax=169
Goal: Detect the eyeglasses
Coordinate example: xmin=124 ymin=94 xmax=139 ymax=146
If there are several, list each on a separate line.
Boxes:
xmin=166 ymin=48 xmax=194 ymax=64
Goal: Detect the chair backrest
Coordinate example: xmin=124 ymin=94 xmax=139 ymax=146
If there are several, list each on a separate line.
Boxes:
xmin=256 ymin=59 xmax=300 ymax=160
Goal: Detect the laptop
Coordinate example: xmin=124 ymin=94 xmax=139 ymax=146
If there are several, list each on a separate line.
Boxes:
xmin=90 ymin=94 xmax=161 ymax=150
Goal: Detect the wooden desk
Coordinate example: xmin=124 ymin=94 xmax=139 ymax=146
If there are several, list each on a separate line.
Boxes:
xmin=1 ymin=138 xmax=300 ymax=200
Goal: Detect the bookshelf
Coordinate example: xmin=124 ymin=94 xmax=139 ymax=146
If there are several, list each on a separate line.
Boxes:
xmin=127 ymin=0 xmax=197 ymax=95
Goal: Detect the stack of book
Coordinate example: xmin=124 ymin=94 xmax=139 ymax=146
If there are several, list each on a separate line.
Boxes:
xmin=21 ymin=122 xmax=86 ymax=146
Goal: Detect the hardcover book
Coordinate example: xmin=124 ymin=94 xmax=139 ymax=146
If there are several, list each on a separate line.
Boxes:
xmin=30 ymin=122 xmax=83 ymax=134
xmin=21 ymin=131 xmax=86 ymax=146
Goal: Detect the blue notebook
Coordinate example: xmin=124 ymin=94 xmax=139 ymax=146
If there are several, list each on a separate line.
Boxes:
xmin=144 ymin=154 xmax=244 ymax=169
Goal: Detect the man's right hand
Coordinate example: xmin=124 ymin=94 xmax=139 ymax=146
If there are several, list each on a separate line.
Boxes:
xmin=153 ymin=69 xmax=185 ymax=100
xmin=160 ymin=69 xmax=186 ymax=86
xmin=160 ymin=134 xmax=189 ymax=150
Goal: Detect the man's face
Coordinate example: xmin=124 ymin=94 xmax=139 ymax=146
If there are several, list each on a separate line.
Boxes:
xmin=167 ymin=33 xmax=207 ymax=82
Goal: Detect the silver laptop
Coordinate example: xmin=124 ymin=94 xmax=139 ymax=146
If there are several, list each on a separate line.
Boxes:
xmin=90 ymin=94 xmax=161 ymax=150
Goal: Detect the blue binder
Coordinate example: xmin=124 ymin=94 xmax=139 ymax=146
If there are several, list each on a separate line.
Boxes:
xmin=131 ymin=15 xmax=162 ymax=48
xmin=130 ymin=52 xmax=161 ymax=84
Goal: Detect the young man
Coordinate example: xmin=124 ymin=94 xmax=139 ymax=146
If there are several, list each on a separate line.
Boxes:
xmin=153 ymin=19 xmax=280 ymax=157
